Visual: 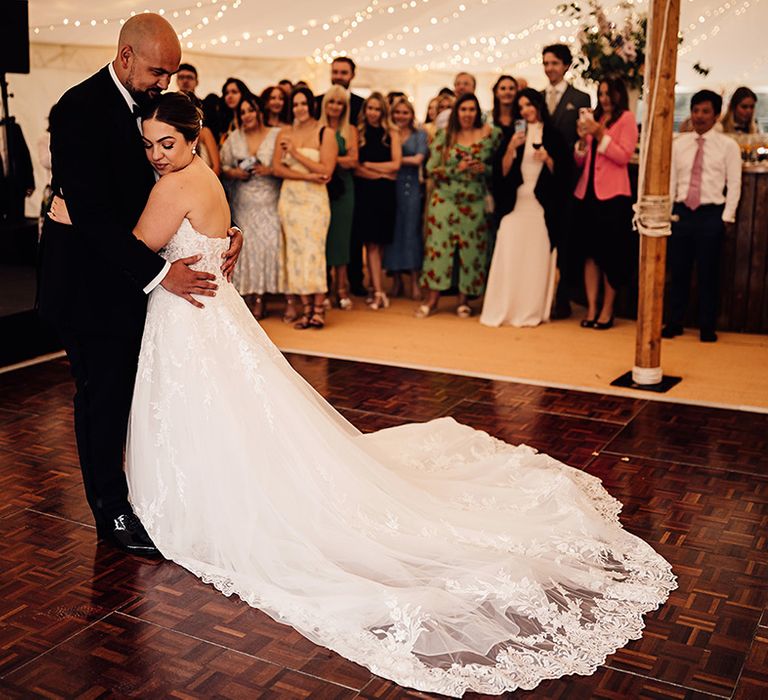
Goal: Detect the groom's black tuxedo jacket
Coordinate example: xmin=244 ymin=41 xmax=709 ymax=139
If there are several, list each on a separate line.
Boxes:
xmin=39 ymin=66 xmax=166 ymax=338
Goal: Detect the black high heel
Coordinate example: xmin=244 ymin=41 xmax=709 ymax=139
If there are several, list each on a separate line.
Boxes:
xmin=308 ymin=304 xmax=326 ymax=329
xmin=594 ymin=316 xmax=614 ymax=330
xmin=580 ymin=318 xmax=597 ymax=328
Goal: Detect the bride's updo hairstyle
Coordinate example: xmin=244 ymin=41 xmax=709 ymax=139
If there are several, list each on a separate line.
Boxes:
xmin=142 ymin=92 xmax=203 ymax=142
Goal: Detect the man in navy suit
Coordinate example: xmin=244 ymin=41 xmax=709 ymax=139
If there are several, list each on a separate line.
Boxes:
xmin=541 ymin=44 xmax=591 ymax=319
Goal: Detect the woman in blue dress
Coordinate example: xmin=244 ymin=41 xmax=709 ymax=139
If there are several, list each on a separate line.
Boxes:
xmin=384 ymin=98 xmax=428 ymax=300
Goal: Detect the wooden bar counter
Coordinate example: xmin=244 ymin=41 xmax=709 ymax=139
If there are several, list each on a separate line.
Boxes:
xmin=714 ymin=168 xmax=768 ymax=333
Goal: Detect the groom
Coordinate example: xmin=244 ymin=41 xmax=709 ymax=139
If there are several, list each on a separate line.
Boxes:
xmin=38 ymin=14 xmax=242 ymax=556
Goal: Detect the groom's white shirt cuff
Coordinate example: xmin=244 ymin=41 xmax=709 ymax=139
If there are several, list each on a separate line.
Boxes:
xmin=144 ymin=262 xmax=171 ymax=294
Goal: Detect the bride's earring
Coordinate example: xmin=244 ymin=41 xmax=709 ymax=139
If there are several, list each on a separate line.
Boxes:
xmin=192 ymin=146 xmax=197 ymax=155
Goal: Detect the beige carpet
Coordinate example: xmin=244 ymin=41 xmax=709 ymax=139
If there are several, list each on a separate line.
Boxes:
xmin=258 ymin=296 xmax=768 ymax=412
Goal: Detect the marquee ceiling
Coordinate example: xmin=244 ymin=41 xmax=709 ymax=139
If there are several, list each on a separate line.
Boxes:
xmin=29 ymin=0 xmax=768 ymax=86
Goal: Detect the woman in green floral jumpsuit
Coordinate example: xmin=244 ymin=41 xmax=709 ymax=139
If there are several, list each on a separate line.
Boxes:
xmin=418 ymin=94 xmax=502 ymax=318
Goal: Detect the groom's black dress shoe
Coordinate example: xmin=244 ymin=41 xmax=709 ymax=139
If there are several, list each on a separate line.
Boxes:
xmin=98 ymin=512 xmax=162 ymax=557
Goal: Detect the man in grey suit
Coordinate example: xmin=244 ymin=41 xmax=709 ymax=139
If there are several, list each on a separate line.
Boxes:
xmin=541 ymin=44 xmax=591 ymax=319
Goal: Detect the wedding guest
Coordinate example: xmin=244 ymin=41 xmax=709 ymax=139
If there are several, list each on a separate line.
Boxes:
xmin=273 ymin=87 xmax=338 ymax=329
xmin=418 ymin=94 xmax=501 ymax=318
xmin=260 ymin=85 xmax=290 ymax=127
xmin=573 ymin=77 xmax=639 ymax=330
xmin=425 ymin=97 xmax=440 ymax=125
xmin=219 ymin=77 xmax=252 ymax=144
xmin=663 ymin=90 xmax=742 ymax=343
xmin=175 ymin=63 xmax=198 ymax=96
xmin=384 ymin=98 xmax=428 ymax=300
xmin=387 ymin=91 xmax=406 ymax=107
xmin=352 ymin=92 xmax=402 ymax=310
xmin=425 ymin=93 xmax=455 ymax=142
xmin=316 ymin=57 xmax=365 ymax=295
xmin=719 ymin=87 xmax=762 ymax=134
xmin=278 ymin=79 xmax=293 ymax=96
xmin=489 ymin=75 xmax=519 ymax=137
xmin=221 ymin=95 xmax=282 ymax=319
xmin=541 ymin=43 xmax=591 ymax=320
xmin=435 ymin=73 xmax=477 ymax=129
xmin=315 ymin=57 xmax=364 ymax=125
xmin=319 ymin=85 xmax=359 ymax=310
xmin=201 ymin=92 xmax=223 ymax=143
xmin=481 ymin=89 xmax=570 ymax=328
xmin=180 ymin=91 xmax=220 ymax=175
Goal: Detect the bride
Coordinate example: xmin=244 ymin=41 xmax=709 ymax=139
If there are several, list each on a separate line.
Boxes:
xmin=56 ymin=93 xmax=675 ymax=697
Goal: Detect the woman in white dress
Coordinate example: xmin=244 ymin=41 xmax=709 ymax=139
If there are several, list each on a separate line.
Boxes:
xmin=58 ymin=93 xmax=675 ymax=698
xmin=220 ymin=94 xmax=282 ymax=319
xmin=481 ymin=88 xmax=572 ymax=328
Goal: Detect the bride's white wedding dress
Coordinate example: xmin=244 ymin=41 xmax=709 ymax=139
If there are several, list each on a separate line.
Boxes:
xmin=126 ymin=219 xmax=676 ymax=697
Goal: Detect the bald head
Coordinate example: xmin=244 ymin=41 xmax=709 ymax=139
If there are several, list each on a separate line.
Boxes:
xmin=118 ymin=14 xmax=180 ymax=56
xmin=114 ymin=13 xmax=181 ymax=107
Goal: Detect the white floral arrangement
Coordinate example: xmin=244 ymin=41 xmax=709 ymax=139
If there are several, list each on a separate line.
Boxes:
xmin=558 ymin=1 xmax=649 ymax=90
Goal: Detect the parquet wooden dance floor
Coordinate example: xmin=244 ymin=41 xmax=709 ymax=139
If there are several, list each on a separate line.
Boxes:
xmin=0 ymin=354 xmax=766 ymax=699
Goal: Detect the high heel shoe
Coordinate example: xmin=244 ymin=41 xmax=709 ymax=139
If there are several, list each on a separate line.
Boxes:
xmin=369 ymin=291 xmax=390 ymax=310
xmin=580 ymin=318 xmax=597 ymax=328
xmin=283 ymin=297 xmax=299 ymax=323
xmin=308 ymin=304 xmax=326 ymax=329
xmin=337 ymin=288 xmax=353 ymax=311
xmin=594 ymin=316 xmax=614 ymax=330
xmin=293 ymin=304 xmax=313 ymax=330
xmin=414 ymin=304 xmax=437 ymax=319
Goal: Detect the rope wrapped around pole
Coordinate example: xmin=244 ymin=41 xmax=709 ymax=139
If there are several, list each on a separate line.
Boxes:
xmin=632 ymin=194 xmax=676 ymax=238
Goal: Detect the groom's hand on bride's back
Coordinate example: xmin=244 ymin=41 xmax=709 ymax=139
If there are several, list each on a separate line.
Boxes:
xmin=161 ymin=255 xmax=218 ymax=308
xmin=220 ymin=227 xmax=243 ymax=282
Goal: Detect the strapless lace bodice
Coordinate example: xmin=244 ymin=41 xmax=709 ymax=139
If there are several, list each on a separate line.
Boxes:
xmin=160 ymin=218 xmax=229 ymax=281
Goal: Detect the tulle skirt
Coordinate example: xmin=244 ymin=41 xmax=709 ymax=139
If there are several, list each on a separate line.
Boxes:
xmin=127 ymin=250 xmax=675 ymax=697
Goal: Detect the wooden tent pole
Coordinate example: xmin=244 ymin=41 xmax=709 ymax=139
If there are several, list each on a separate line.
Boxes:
xmin=632 ymin=0 xmax=681 ymax=386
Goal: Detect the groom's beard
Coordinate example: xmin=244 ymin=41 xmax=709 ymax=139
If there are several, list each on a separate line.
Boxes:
xmin=125 ymin=67 xmax=163 ymax=109
xmin=128 ymin=85 xmax=163 ymax=109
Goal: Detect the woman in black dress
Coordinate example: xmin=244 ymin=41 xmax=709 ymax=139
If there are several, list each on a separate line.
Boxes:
xmin=352 ymin=92 xmax=402 ymax=310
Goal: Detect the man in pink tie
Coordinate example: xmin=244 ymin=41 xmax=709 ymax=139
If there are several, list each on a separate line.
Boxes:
xmin=664 ymin=90 xmax=742 ymax=342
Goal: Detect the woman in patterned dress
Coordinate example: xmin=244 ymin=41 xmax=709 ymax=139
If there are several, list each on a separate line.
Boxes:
xmin=273 ymin=87 xmax=338 ymax=329
xmin=417 ymin=94 xmax=501 ymax=318
xmin=220 ymin=95 xmax=282 ymax=319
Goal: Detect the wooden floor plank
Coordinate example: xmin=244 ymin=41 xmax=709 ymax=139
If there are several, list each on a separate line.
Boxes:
xmin=0 ymin=354 xmax=766 ymax=698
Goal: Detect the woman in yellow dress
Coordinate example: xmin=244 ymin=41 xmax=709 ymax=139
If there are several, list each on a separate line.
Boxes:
xmin=273 ymin=87 xmax=338 ymax=329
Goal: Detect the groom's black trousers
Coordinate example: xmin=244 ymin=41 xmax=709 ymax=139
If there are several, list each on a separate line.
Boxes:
xmin=58 ymin=329 xmax=142 ymax=529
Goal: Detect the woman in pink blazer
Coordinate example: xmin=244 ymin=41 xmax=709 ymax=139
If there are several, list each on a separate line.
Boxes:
xmin=573 ymin=77 xmax=639 ymax=329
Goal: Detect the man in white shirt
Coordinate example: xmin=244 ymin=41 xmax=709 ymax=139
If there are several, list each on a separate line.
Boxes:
xmin=663 ymin=90 xmax=742 ymax=343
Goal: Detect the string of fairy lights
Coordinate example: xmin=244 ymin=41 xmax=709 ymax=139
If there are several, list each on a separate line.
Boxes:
xmin=30 ymin=0 xmax=763 ymax=76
